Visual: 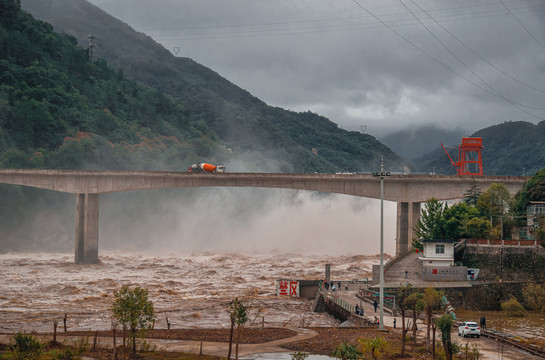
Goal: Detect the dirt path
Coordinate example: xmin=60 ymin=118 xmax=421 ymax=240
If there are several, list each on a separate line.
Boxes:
xmin=0 ymin=327 xmax=318 ymax=358
xmin=2 ymin=325 xmax=541 ymax=359
xmin=148 ymin=327 xmax=317 ymax=357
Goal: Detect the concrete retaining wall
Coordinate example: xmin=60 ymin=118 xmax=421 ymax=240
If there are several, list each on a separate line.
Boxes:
xmin=421 ymin=266 xmax=467 ymax=281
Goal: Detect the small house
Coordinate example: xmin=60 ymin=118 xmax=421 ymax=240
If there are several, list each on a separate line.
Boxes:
xmin=419 ymin=239 xmax=468 ymax=281
xmin=419 ymin=239 xmax=455 ymax=266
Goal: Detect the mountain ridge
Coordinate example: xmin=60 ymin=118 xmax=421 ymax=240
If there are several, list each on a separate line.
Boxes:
xmin=413 ymin=121 xmax=545 ymax=176
xmin=21 ymin=0 xmax=407 ymax=173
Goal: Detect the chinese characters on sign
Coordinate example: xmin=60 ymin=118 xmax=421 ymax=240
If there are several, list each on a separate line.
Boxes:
xmin=276 ymin=280 xmax=299 ymax=297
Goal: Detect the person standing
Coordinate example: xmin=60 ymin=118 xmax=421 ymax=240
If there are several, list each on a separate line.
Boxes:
xmin=373 ymin=299 xmax=378 ymax=312
xmin=393 ymin=318 xmax=397 ymax=329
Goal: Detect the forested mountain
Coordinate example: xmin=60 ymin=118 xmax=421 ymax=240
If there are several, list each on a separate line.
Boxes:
xmin=1 ymin=0 xmax=221 ymax=171
xmin=20 ymin=0 xmax=407 ymax=173
xmin=0 ymin=0 xmax=407 ymax=252
xmin=413 ymin=121 xmax=545 ymax=176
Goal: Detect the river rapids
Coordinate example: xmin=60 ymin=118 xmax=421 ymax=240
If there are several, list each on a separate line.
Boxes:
xmin=0 ymin=251 xmax=382 ymax=333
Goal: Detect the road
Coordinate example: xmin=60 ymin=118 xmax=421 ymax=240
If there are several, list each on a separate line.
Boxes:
xmin=330 ymin=288 xmax=543 ymax=360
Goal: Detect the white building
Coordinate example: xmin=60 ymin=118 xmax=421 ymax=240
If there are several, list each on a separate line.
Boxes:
xmin=419 ymin=239 xmax=455 ymax=267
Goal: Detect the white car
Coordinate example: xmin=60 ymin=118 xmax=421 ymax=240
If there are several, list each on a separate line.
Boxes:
xmin=458 ymin=321 xmax=481 ymax=338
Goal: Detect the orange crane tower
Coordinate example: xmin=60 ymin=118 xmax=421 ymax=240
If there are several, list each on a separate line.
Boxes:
xmin=441 ymin=137 xmax=484 ymax=176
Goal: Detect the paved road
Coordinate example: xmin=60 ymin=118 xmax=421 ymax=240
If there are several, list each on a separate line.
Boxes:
xmin=329 ymin=288 xmax=542 ymax=360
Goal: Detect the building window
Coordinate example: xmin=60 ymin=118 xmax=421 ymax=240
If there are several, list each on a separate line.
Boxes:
xmin=436 ymin=245 xmax=445 ymax=254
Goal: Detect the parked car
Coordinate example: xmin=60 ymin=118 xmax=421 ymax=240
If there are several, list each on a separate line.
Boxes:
xmin=458 ymin=321 xmax=481 ymax=338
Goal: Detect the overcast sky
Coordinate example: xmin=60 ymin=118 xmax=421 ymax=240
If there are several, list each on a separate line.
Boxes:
xmin=86 ymin=0 xmax=545 ymax=138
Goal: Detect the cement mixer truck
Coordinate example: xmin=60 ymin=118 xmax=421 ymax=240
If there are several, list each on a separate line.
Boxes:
xmin=187 ymin=163 xmax=226 ymax=173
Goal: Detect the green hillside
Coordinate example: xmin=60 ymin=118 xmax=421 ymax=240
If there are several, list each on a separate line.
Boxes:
xmin=0 ymin=0 xmax=407 ymax=251
xmin=21 ymin=0 xmax=407 ymax=174
xmin=413 ymin=121 xmax=545 ymax=176
xmin=0 ymin=0 xmax=228 ymax=171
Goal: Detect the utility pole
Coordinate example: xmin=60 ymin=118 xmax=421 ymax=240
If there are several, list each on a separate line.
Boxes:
xmin=88 ymin=34 xmax=96 ymax=62
xmin=372 ymin=158 xmax=390 ymax=330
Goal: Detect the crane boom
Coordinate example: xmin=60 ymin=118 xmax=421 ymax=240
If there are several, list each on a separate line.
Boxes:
xmin=441 ymin=143 xmax=456 ymax=167
xmin=441 ymin=138 xmax=484 ymax=176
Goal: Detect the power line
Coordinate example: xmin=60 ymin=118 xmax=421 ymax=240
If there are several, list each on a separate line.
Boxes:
xmin=407 ymin=0 xmax=545 ymax=95
xmin=400 ymin=0 xmax=545 ymax=112
xmin=350 ymin=0 xmax=544 ymax=120
xmin=498 ymin=0 xmax=545 ymax=50
xmin=142 ymin=1 xmax=544 ymax=41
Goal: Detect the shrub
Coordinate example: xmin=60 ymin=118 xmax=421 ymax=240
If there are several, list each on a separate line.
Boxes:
xmin=501 ymin=296 xmax=526 ymax=317
xmin=330 ymin=341 xmax=362 ymax=360
xmin=359 ymin=336 xmax=389 ymax=360
xmin=522 ymin=282 xmax=545 ymax=312
xmin=460 ymin=342 xmax=482 ymax=360
xmin=290 ymin=352 xmax=309 ymax=360
xmin=9 ymin=333 xmax=42 ymax=360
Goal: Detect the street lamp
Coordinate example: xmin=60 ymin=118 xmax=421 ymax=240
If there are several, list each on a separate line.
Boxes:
xmin=372 ymin=158 xmax=390 ymax=330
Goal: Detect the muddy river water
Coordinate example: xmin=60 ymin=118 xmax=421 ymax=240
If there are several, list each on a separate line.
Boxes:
xmin=0 ymin=251 xmax=379 ymax=332
xmin=1 ymin=251 xmax=543 ymax=360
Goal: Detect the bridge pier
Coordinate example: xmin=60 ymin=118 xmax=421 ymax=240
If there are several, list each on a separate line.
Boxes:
xmin=75 ymin=193 xmax=99 ymax=264
xmin=396 ymin=201 xmax=421 ymax=256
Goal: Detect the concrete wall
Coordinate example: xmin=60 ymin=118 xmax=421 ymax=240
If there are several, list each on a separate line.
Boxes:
xmin=463 ymin=244 xmax=545 ymax=282
xmin=277 ymin=279 xmax=320 ymax=299
xmin=423 ymin=243 xmax=454 ymax=259
xmin=421 ymin=266 xmax=467 ymax=281
xmin=299 ymin=280 xmax=321 ymax=299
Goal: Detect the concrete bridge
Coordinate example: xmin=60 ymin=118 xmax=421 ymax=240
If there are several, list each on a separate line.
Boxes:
xmin=0 ymin=169 xmax=529 ymax=264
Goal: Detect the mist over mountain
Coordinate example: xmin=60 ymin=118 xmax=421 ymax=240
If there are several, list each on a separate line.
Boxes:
xmin=1 ymin=0 xmax=401 ymax=255
xmin=21 ymin=0 xmax=407 ymax=174
xmin=4 ymin=0 xmax=544 ymax=257
xmin=380 ymin=126 xmax=466 ymax=163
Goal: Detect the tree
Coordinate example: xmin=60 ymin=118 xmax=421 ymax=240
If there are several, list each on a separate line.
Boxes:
xmin=463 ymin=180 xmax=482 ymax=206
xmin=514 ymin=168 xmax=545 ymax=216
xmin=422 ymin=287 xmax=442 ymax=350
xmin=436 ymin=314 xmax=454 ymax=360
xmin=442 ymin=202 xmax=481 ymax=240
xmin=522 ymin=282 xmax=545 ymax=312
xmin=404 ymin=291 xmax=424 ymax=344
xmin=330 ymin=341 xmax=362 ymax=360
xmin=466 ymin=217 xmax=492 ymax=239
xmin=359 ymin=336 xmax=389 ymax=360
xmin=477 ymin=183 xmax=513 ymax=239
xmin=234 ymin=299 xmax=248 ymax=360
xmin=111 ymin=285 xmax=155 ymax=355
xmin=413 ymin=198 xmax=446 ymax=241
xmin=396 ymin=284 xmax=413 ymax=357
xmin=227 ymin=297 xmax=247 ymax=360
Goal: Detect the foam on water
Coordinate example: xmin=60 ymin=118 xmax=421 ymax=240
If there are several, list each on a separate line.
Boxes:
xmin=0 ymin=251 xmax=379 ymax=332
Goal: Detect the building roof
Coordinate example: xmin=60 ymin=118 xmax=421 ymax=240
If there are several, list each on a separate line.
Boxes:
xmin=421 ymin=238 xmax=455 ymax=243
xmin=418 ymin=256 xmax=454 ymax=262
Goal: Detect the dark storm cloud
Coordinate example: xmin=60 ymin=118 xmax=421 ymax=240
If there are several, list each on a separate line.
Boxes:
xmin=87 ymin=0 xmax=545 ymax=136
